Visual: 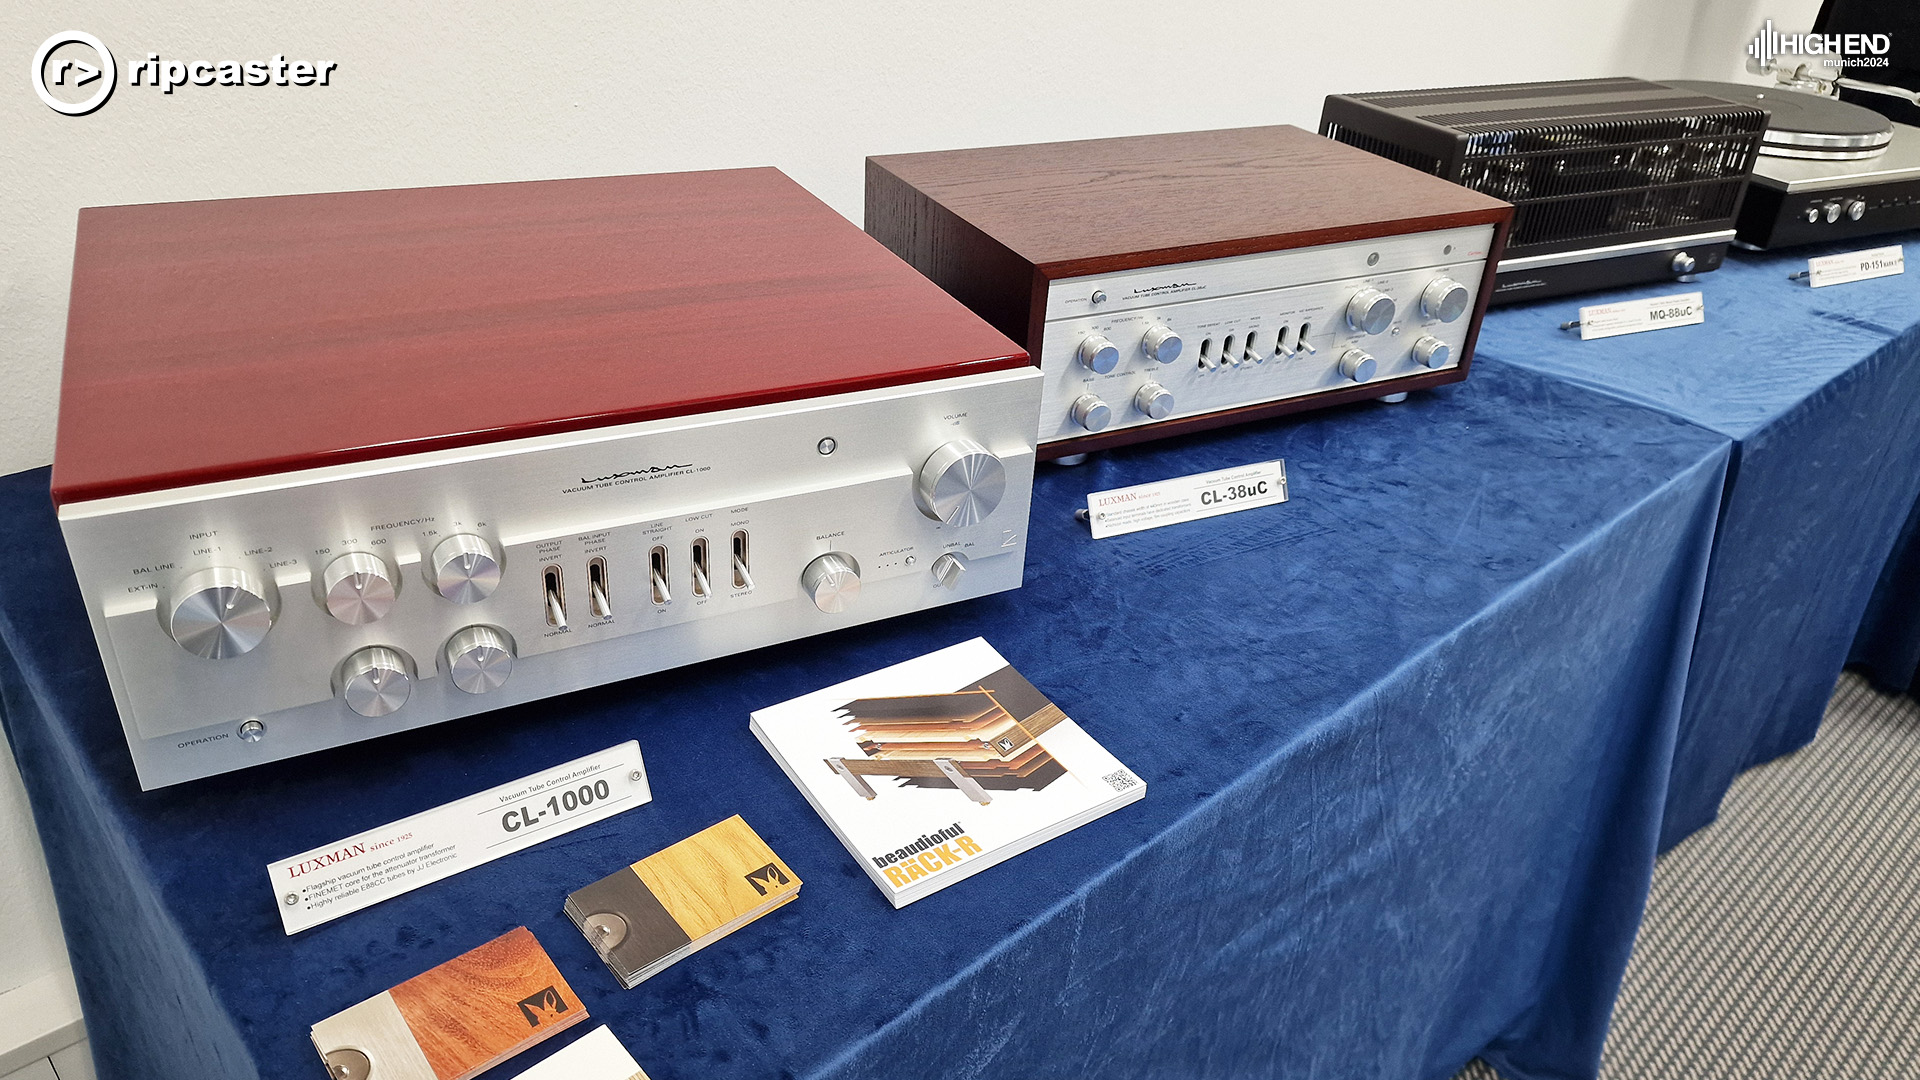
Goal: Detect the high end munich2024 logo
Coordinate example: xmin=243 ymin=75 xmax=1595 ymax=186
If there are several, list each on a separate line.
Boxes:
xmin=31 ymin=30 xmax=338 ymax=116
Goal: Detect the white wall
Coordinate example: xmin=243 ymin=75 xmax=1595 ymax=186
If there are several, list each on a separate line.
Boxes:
xmin=0 ymin=0 xmax=1820 ymax=1020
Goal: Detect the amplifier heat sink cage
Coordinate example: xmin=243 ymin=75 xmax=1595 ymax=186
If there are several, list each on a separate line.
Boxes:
xmin=1321 ymin=77 xmax=1769 ymax=303
xmin=52 ymin=169 xmax=1041 ymax=789
xmin=866 ymin=126 xmax=1513 ymax=459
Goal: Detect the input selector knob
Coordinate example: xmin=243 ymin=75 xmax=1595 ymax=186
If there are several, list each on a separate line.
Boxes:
xmin=802 ymin=552 xmax=861 ymax=614
xmin=1135 ymin=382 xmax=1175 ymax=420
xmin=1339 ymin=348 xmax=1378 ymax=383
xmin=1142 ymin=324 xmax=1183 ymax=364
xmin=1411 ymin=335 xmax=1451 ymax=369
xmin=1077 ymin=334 xmax=1121 ymax=374
xmin=916 ymin=439 xmax=1006 ymax=526
xmin=443 ymin=625 xmax=514 ymax=694
xmin=166 ymin=567 xmax=277 ymax=659
xmin=1347 ymin=288 xmax=1396 ymax=335
xmin=1071 ymin=393 xmax=1112 ymax=432
xmin=429 ymin=534 xmax=500 ymax=604
xmin=321 ymin=551 xmax=396 ymax=624
xmin=334 ymin=646 xmax=415 ymax=718
xmin=1420 ymin=277 xmax=1471 ymax=322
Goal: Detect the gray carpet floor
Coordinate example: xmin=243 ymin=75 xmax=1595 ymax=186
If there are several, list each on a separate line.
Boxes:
xmin=1454 ymin=671 xmax=1920 ymax=1080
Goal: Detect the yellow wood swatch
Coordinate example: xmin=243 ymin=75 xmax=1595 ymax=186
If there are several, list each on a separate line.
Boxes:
xmin=633 ymin=815 xmax=799 ymax=941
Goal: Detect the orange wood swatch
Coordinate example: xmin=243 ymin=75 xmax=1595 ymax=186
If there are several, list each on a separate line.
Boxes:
xmin=386 ymin=926 xmax=588 ymax=1080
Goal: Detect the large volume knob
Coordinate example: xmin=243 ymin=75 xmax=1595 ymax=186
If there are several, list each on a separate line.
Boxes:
xmin=1134 ymin=382 xmax=1175 ymax=420
xmin=1077 ymin=334 xmax=1121 ymax=375
xmin=166 ymin=567 xmax=277 ymax=659
xmin=1346 ymin=288 xmax=1396 ymax=335
xmin=1142 ymin=324 xmax=1183 ymax=364
xmin=1420 ymin=277 xmax=1471 ymax=322
xmin=1071 ymin=393 xmax=1112 ymax=432
xmin=915 ymin=440 xmax=1006 ymax=526
xmin=1411 ymin=335 xmax=1451 ymax=369
xmin=802 ymin=553 xmax=861 ymax=614
xmin=429 ymin=534 xmax=501 ymax=604
xmin=334 ymin=646 xmax=415 ymax=718
xmin=1339 ymin=348 xmax=1377 ymax=383
xmin=443 ymin=625 xmax=514 ymax=694
xmin=321 ymin=551 xmax=397 ymax=624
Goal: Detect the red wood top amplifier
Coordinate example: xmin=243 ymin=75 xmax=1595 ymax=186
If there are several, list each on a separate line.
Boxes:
xmin=54 ymin=169 xmax=1041 ymax=787
xmin=865 ymin=126 xmax=1512 ymax=458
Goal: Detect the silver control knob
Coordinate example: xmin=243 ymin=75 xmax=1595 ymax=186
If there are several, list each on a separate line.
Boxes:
xmin=1671 ymin=251 xmax=1697 ymax=275
xmin=931 ymin=551 xmax=969 ymax=589
xmin=443 ymin=625 xmax=514 ymax=694
xmin=334 ymin=646 xmax=415 ymax=718
xmin=1805 ymin=206 xmax=1821 ymax=224
xmin=1824 ymin=201 xmax=1843 ymax=223
xmin=1142 ymin=324 xmax=1183 ymax=364
xmin=166 ymin=567 xmax=277 ymax=659
xmin=1346 ymin=288 xmax=1396 ymax=335
xmin=1339 ymin=348 xmax=1378 ymax=383
xmin=1420 ymin=277 xmax=1471 ymax=322
xmin=801 ymin=553 xmax=861 ymax=614
xmin=1411 ymin=335 xmax=1451 ymax=369
xmin=1071 ymin=393 xmax=1112 ymax=432
xmin=1077 ymin=334 xmax=1121 ymax=375
xmin=915 ymin=440 xmax=1006 ymax=526
xmin=320 ymin=551 xmax=397 ymax=625
xmin=1846 ymin=198 xmax=1866 ymax=221
xmin=1134 ymin=382 xmax=1175 ymax=420
xmin=429 ymin=534 xmax=501 ymax=604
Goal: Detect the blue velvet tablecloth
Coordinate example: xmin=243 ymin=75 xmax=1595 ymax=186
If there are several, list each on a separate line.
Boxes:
xmin=0 ymin=361 xmax=1730 ymax=1080
xmin=1477 ymin=238 xmax=1920 ymax=849
xmin=1853 ymin=495 xmax=1920 ymax=697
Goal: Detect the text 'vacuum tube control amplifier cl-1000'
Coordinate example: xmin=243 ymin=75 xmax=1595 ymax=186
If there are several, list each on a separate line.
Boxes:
xmin=52 ymin=170 xmax=1041 ymax=788
xmin=865 ymin=126 xmax=1513 ymax=459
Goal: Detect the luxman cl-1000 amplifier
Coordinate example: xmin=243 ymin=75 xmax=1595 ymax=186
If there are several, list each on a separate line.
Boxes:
xmin=53 ymin=170 xmax=1040 ymax=788
xmin=865 ymin=126 xmax=1513 ymax=459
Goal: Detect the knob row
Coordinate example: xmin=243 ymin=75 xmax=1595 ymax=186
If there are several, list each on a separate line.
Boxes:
xmin=330 ymin=628 xmax=517 ymax=717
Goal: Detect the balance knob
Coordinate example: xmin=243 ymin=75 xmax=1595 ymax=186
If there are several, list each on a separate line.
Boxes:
xmin=1420 ymin=277 xmax=1471 ymax=322
xmin=1071 ymin=393 xmax=1112 ymax=432
xmin=443 ymin=625 xmax=514 ymax=694
xmin=915 ymin=439 xmax=1006 ymax=526
xmin=1339 ymin=348 xmax=1377 ymax=383
xmin=931 ymin=551 xmax=969 ymax=589
xmin=1411 ymin=335 xmax=1451 ymax=369
xmin=334 ymin=646 xmax=415 ymax=718
xmin=1134 ymin=382 xmax=1176 ymax=420
xmin=1077 ymin=334 xmax=1121 ymax=374
xmin=1346 ymin=288 xmax=1396 ymax=335
xmin=1846 ymin=198 xmax=1867 ymax=221
xmin=166 ymin=567 xmax=277 ymax=659
xmin=801 ymin=553 xmax=861 ymax=614
xmin=429 ymin=534 xmax=501 ymax=604
xmin=321 ymin=551 xmax=396 ymax=625
xmin=1142 ymin=324 xmax=1183 ymax=364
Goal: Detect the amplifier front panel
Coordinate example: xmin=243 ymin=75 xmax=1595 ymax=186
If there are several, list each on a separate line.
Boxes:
xmin=59 ymin=369 xmax=1040 ymax=788
xmin=1037 ymin=226 xmax=1494 ymax=448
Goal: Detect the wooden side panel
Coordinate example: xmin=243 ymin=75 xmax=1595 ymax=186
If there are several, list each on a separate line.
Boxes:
xmin=385 ymin=927 xmax=587 ymax=1080
xmin=633 ymin=815 xmax=799 ymax=941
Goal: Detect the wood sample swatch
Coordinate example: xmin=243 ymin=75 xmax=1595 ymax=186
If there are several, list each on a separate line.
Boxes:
xmin=311 ymin=927 xmax=587 ymax=1080
xmin=566 ymin=815 xmax=800 ymax=988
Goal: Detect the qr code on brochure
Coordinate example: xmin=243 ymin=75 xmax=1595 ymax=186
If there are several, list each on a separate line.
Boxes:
xmin=1102 ymin=769 xmax=1139 ymax=793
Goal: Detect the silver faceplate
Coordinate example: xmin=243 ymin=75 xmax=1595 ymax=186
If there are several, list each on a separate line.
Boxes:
xmin=59 ymin=368 xmax=1042 ymax=788
xmin=1040 ymin=225 xmax=1494 ymax=444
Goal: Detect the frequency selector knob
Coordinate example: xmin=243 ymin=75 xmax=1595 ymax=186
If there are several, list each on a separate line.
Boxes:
xmin=443 ymin=625 xmax=514 ymax=694
xmin=801 ymin=553 xmax=861 ymax=614
xmin=1347 ymin=288 xmax=1396 ymax=335
xmin=1142 ymin=324 xmax=1183 ymax=364
xmin=915 ymin=440 xmax=1007 ymax=526
xmin=429 ymin=534 xmax=501 ymax=604
xmin=1420 ymin=277 xmax=1471 ymax=322
xmin=334 ymin=646 xmax=415 ymax=718
xmin=1077 ymin=334 xmax=1121 ymax=374
xmin=1135 ymin=382 xmax=1175 ymax=420
xmin=1339 ymin=348 xmax=1378 ymax=383
xmin=166 ymin=567 xmax=277 ymax=659
xmin=1071 ymin=393 xmax=1112 ymax=432
xmin=321 ymin=551 xmax=397 ymax=624
xmin=1411 ymin=335 xmax=1451 ymax=369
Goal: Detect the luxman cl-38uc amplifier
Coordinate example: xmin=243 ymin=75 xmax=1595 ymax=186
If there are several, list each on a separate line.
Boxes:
xmin=53 ymin=170 xmax=1040 ymax=788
